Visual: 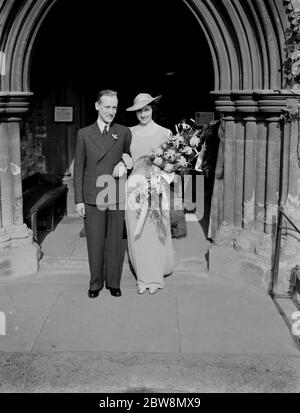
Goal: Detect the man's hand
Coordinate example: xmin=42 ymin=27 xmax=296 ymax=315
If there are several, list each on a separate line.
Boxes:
xmin=76 ymin=203 xmax=86 ymax=218
xmin=112 ymin=161 xmax=127 ymax=178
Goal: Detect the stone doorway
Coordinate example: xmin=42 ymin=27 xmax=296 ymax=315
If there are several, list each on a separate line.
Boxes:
xmin=28 ymin=0 xmax=215 ymax=185
xmin=0 ymin=0 xmax=293 ymax=280
xmin=23 ymin=0 xmax=218 ymax=270
xmin=27 ymin=0 xmax=216 ymax=252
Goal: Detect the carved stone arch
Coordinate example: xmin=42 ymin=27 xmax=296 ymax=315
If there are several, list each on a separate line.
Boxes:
xmin=0 ymin=0 xmax=289 ymax=94
xmin=184 ymin=0 xmax=288 ymax=91
xmin=183 ymin=0 xmax=239 ymax=90
xmin=0 ymin=0 xmax=58 ymax=92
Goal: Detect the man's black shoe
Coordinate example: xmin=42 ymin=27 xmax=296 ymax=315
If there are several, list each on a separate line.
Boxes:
xmin=108 ymin=288 xmax=122 ymax=297
xmin=88 ymin=288 xmax=101 ymax=298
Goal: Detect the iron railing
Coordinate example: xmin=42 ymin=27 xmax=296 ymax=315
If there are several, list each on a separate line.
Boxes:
xmin=269 ymin=206 xmax=300 ymax=350
xmin=269 ymin=206 xmax=300 ymax=309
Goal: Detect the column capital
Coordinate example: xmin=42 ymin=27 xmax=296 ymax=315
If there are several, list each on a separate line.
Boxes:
xmin=264 ymin=116 xmax=283 ymax=123
xmin=220 ymin=115 xmax=235 ymax=121
xmin=0 ymin=92 xmax=33 ymax=116
xmin=241 ymin=116 xmax=257 ymax=122
xmin=211 ymin=89 xmax=300 ymax=116
xmin=0 ymin=117 xmax=23 ymax=123
xmin=232 ymin=91 xmax=258 ymax=114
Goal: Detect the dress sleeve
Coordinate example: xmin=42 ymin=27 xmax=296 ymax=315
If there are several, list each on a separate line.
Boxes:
xmin=162 ymin=127 xmax=172 ymax=142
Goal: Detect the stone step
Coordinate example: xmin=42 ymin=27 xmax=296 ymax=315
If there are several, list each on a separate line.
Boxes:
xmin=40 ymin=255 xmax=208 ymax=273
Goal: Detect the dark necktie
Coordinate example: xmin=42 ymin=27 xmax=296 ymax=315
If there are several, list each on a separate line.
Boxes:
xmin=103 ymin=125 xmax=108 ymax=135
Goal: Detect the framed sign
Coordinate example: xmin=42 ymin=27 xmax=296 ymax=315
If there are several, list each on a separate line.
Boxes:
xmin=54 ymin=106 xmax=74 ymax=123
xmin=195 ymin=111 xmax=215 ymax=126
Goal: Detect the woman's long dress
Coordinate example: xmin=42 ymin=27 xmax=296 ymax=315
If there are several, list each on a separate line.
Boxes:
xmin=125 ymin=124 xmax=175 ymax=289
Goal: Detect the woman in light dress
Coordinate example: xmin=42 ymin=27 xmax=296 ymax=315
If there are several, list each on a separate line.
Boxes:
xmin=125 ymin=93 xmax=175 ymax=294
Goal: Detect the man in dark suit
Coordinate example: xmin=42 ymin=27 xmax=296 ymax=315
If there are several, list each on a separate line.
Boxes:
xmin=74 ymin=90 xmax=132 ymax=298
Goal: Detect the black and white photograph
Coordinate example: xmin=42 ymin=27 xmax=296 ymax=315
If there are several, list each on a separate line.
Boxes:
xmin=0 ymin=0 xmax=300 ymax=401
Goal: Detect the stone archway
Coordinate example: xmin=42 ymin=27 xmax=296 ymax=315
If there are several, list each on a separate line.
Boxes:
xmin=0 ymin=0 xmax=288 ymax=92
xmin=0 ymin=0 xmax=299 ymax=283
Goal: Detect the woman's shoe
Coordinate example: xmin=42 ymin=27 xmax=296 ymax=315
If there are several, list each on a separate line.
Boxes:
xmin=149 ymin=287 xmax=159 ymax=294
xmin=138 ymin=286 xmax=147 ymax=294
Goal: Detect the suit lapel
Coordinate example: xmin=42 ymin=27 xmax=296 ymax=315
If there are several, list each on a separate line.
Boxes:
xmin=88 ymin=122 xmax=104 ymax=152
xmin=97 ymin=123 xmax=118 ymax=163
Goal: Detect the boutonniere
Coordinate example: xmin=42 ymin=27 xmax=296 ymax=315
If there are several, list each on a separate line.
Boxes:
xmin=112 ymin=134 xmax=119 ymax=141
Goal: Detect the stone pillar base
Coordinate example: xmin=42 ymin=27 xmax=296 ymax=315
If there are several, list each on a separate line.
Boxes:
xmin=208 ymin=245 xmax=271 ymax=290
xmin=0 ymin=243 xmax=39 ymax=278
xmin=208 ymin=225 xmax=276 ymax=291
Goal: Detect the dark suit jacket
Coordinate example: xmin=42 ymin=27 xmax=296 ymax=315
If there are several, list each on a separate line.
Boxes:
xmin=73 ymin=121 xmax=132 ymax=205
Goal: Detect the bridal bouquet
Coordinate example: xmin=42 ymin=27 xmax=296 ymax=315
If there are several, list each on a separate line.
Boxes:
xmin=127 ymin=170 xmax=169 ymax=242
xmin=148 ymin=119 xmax=206 ymax=175
xmin=127 ymin=120 xmax=214 ymax=241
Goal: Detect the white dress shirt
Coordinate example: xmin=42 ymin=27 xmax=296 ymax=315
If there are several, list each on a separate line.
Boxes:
xmin=97 ymin=118 xmax=110 ymax=134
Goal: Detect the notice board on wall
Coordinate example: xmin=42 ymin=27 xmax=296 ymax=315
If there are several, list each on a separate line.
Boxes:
xmin=195 ymin=112 xmax=215 ymax=126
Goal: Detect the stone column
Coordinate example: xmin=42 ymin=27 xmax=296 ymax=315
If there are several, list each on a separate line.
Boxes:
xmin=264 ymin=117 xmax=281 ymax=234
xmin=233 ymin=118 xmax=244 ymax=228
xmin=8 ymin=118 xmax=24 ymax=225
xmin=280 ymin=118 xmax=291 ymax=206
xmin=211 ymin=92 xmax=236 ymax=243
xmin=235 ymin=94 xmax=258 ymax=231
xmin=209 ymin=90 xmax=299 ymax=291
xmin=223 ymin=116 xmax=236 ymax=227
xmin=242 ymin=116 xmax=257 ymax=230
xmin=0 ymin=92 xmax=39 ymax=277
xmin=254 ymin=117 xmax=268 ymax=233
xmin=0 ymin=120 xmax=14 ymax=227
xmin=0 ymin=118 xmax=13 ymax=250
xmin=6 ymin=117 xmax=34 ymax=248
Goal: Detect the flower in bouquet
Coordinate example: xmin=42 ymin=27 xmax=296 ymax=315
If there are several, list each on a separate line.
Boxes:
xmin=148 ymin=119 xmax=203 ymax=175
xmin=177 ymin=156 xmax=188 ymax=168
xmin=182 ymin=146 xmax=193 ymax=156
xmin=153 ymin=156 xmax=163 ymax=167
xmin=189 ymin=135 xmax=201 ymax=147
xmin=181 ymin=122 xmax=190 ymax=130
xmin=173 ymin=134 xmax=184 ymax=148
xmin=164 ymin=163 xmax=174 ymax=173
xmin=164 ymin=149 xmax=176 ymax=161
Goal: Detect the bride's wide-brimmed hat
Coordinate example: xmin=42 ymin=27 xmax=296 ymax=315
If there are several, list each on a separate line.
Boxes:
xmin=126 ymin=93 xmax=162 ymax=111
